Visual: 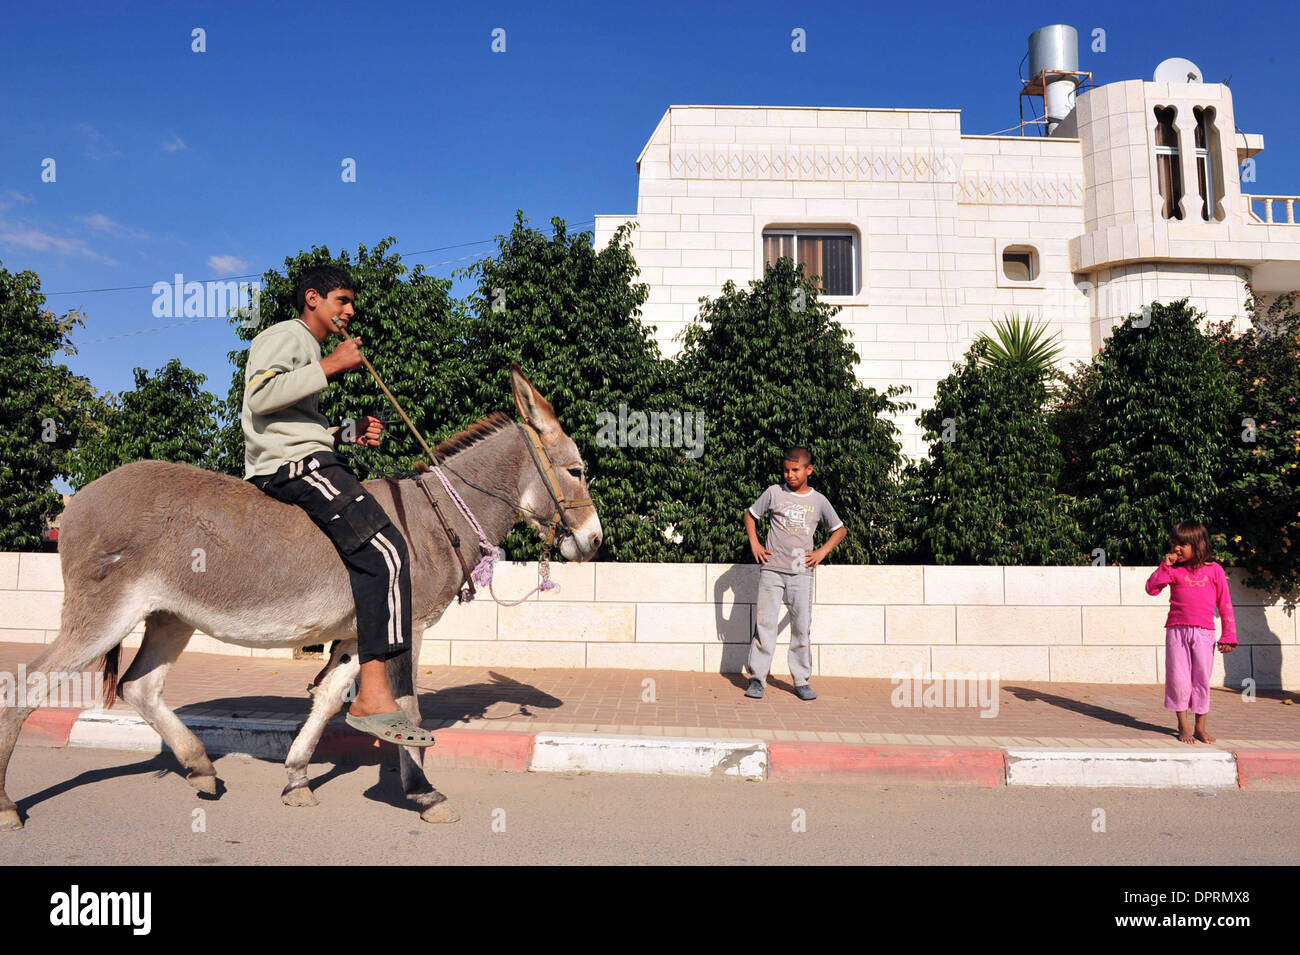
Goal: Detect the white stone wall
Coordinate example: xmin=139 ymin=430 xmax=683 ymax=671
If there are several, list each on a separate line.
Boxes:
xmin=5 ymin=552 xmax=1294 ymax=687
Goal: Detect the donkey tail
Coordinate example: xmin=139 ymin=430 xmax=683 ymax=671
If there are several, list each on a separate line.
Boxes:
xmin=101 ymin=645 xmax=120 ymax=710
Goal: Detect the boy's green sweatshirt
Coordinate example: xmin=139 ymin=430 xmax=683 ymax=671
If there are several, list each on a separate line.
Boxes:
xmin=241 ymin=318 xmax=335 ymax=478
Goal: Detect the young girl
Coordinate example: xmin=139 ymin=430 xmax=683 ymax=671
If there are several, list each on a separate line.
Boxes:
xmin=1145 ymin=521 xmax=1238 ymax=744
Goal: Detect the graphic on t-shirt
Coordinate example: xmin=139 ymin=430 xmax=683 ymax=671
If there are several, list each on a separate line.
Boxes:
xmin=775 ymin=502 xmax=814 ymax=530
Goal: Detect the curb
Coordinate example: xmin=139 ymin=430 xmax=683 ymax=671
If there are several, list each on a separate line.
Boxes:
xmin=21 ymin=709 xmax=1300 ymax=790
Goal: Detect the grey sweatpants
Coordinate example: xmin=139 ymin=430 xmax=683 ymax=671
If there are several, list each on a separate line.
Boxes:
xmin=748 ymin=568 xmax=814 ymax=686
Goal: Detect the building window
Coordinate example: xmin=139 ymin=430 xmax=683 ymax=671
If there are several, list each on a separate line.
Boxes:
xmin=1002 ymin=245 xmax=1039 ymax=281
xmin=1194 ymin=106 xmax=1223 ymax=222
xmin=762 ymin=230 xmax=856 ymax=295
xmin=1154 ymin=106 xmax=1184 ymax=220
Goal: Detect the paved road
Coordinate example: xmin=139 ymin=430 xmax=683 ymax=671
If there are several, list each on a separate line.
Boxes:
xmin=5 ymin=746 xmax=1298 ymax=866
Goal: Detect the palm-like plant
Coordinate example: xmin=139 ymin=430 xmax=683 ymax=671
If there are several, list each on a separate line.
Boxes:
xmin=974 ymin=313 xmax=1064 ymax=381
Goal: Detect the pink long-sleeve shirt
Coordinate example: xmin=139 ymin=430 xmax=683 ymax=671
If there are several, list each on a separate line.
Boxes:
xmin=1144 ymin=561 xmax=1238 ymax=646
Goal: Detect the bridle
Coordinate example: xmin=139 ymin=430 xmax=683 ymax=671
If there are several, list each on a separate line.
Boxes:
xmin=516 ymin=422 xmax=593 ymax=549
xmin=415 ymin=420 xmax=593 ymax=604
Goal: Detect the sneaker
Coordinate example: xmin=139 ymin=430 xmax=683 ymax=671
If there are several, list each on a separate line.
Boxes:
xmin=744 ymin=678 xmax=765 ymax=699
xmin=794 ymin=683 xmax=818 ymax=701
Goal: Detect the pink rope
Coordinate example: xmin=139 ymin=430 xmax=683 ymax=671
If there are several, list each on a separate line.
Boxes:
xmin=426 ymin=466 xmax=557 ymax=605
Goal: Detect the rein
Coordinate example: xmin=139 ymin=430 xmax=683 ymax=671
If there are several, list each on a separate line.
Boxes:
xmin=327 ymin=318 xmax=585 ymax=605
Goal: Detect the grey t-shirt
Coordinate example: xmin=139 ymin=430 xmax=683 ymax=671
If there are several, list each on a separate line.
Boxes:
xmin=748 ymin=483 xmax=843 ymax=576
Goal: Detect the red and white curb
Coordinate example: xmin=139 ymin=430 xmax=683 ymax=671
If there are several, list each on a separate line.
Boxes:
xmin=19 ymin=709 xmax=1300 ymax=790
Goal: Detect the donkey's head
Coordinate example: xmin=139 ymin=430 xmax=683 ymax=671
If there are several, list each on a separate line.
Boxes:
xmin=510 ymin=365 xmax=603 ymax=561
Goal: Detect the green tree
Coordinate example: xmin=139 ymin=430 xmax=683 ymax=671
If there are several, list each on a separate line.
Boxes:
xmin=1052 ymin=299 xmax=1235 ymax=566
xmin=454 ymin=212 xmax=679 ymax=561
xmin=65 ymin=358 xmax=222 ymax=490
xmin=673 ymin=257 xmax=910 ymax=564
xmin=217 ymin=238 xmax=461 ymax=480
xmin=1209 ymin=289 xmax=1300 ymax=597
xmin=0 ymin=263 xmax=99 ymax=549
xmin=896 ymin=337 xmax=1084 ymax=564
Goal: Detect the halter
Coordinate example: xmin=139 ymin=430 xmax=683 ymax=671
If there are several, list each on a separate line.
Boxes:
xmin=516 ymin=422 xmax=593 ymax=549
xmin=417 ymin=419 xmax=592 ymax=605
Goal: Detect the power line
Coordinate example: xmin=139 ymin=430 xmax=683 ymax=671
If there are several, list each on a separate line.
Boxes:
xmin=43 ymin=219 xmax=597 ymax=297
xmin=61 ymin=219 xmax=599 ymax=345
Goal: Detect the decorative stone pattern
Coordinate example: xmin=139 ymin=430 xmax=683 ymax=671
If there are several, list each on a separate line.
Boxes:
xmin=959 ymin=170 xmax=1085 ymax=205
xmin=669 ymin=144 xmax=960 ymax=182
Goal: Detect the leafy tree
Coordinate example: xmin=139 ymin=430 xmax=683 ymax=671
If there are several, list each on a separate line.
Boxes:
xmin=65 ymin=358 xmax=222 ymax=490
xmin=453 ymin=213 xmax=681 ymax=561
xmin=1209 ymin=289 xmax=1300 ymax=597
xmin=0 ymin=262 xmax=99 ymax=549
xmin=672 ymin=257 xmax=910 ymax=564
xmin=217 ymin=238 xmax=462 ymax=481
xmin=1051 ymin=299 xmax=1235 ymax=566
xmin=896 ymin=337 xmax=1084 ymax=564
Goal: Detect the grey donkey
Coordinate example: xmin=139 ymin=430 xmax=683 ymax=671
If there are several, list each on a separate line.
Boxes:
xmin=0 ymin=367 xmax=602 ymax=830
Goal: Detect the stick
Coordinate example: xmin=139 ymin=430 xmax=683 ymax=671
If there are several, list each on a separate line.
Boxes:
xmin=330 ymin=317 xmax=441 ymax=467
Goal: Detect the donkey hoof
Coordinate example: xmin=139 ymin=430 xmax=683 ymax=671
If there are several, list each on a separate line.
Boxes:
xmin=420 ymin=802 xmax=460 ymax=824
xmin=187 ymin=772 xmax=218 ymax=795
xmin=0 ymin=809 xmax=22 ymax=832
xmin=281 ymin=785 xmax=319 ymax=808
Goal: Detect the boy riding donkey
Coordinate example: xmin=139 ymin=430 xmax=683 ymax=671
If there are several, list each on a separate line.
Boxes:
xmin=242 ymin=265 xmax=432 ymax=747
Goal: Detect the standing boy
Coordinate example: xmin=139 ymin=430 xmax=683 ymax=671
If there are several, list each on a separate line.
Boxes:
xmin=242 ymin=265 xmax=432 ymax=747
xmin=742 ymin=447 xmax=846 ymax=701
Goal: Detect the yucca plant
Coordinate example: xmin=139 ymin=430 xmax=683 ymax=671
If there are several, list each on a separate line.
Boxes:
xmin=974 ymin=313 xmax=1064 ymax=381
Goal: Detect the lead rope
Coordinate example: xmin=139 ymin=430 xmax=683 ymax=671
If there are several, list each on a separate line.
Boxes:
xmin=328 ymin=318 xmax=559 ymax=606
xmin=424 ymin=463 xmax=557 ymax=605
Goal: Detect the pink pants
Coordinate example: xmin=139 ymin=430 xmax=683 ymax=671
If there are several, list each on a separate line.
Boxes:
xmin=1164 ymin=626 xmax=1216 ymax=714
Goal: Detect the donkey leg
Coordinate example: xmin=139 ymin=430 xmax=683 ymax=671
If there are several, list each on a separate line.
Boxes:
xmin=118 ymin=612 xmax=218 ymax=794
xmin=389 ymin=629 xmax=458 ymax=824
xmin=282 ymin=641 xmax=360 ymax=807
xmin=0 ymin=593 xmax=145 ymax=831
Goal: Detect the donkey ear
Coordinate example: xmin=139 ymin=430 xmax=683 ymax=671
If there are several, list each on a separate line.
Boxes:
xmin=510 ymin=363 xmax=561 ymax=442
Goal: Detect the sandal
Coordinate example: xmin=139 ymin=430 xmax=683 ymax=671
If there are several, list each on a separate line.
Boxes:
xmin=345 ymin=710 xmax=435 ymax=747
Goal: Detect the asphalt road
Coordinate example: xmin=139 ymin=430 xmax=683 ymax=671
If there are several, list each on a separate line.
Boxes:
xmin=3 ymin=746 xmax=1298 ymax=867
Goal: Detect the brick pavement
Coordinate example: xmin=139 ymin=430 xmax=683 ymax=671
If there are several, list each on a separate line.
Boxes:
xmin=2 ymin=643 xmax=1298 ymax=748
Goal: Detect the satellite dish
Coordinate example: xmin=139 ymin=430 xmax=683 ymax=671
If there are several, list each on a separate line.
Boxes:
xmin=1153 ymin=57 xmax=1203 ymax=83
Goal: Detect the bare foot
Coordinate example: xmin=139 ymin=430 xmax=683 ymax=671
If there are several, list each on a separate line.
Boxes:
xmin=1178 ymin=729 xmax=1196 ymax=744
xmin=1194 ymin=729 xmax=1216 ymax=744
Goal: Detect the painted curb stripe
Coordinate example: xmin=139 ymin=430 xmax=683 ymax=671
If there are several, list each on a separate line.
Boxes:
xmin=530 ymin=733 xmax=768 ymax=778
xmin=1232 ymin=750 xmax=1300 ymax=791
xmin=1005 ymin=749 xmax=1239 ymax=788
xmin=17 ymin=707 xmax=82 ymax=748
xmin=768 ymin=742 xmax=1007 ymax=786
xmin=44 ymin=711 xmax=1300 ymax=790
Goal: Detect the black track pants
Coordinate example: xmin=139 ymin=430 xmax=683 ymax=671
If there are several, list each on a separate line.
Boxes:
xmin=249 ymin=451 xmax=412 ymax=664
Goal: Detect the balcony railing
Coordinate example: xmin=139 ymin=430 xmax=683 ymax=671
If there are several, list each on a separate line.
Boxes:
xmin=1243 ymin=194 xmax=1300 ymax=224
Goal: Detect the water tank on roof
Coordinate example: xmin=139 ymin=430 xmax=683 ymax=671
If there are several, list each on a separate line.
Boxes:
xmin=1028 ymin=25 xmax=1080 ymax=135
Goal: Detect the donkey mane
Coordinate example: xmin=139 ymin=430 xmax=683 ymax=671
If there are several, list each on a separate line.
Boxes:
xmin=436 ymin=411 xmax=514 ymax=457
xmin=385 ymin=411 xmax=516 ymax=480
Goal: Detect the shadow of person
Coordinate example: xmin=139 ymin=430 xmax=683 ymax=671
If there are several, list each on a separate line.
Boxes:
xmin=1005 ymin=686 xmax=1173 ymax=735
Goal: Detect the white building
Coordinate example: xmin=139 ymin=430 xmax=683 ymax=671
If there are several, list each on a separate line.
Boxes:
xmin=595 ymin=26 xmax=1300 ymax=460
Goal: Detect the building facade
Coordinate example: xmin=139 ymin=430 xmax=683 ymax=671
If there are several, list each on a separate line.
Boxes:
xmin=595 ymin=60 xmax=1300 ymax=460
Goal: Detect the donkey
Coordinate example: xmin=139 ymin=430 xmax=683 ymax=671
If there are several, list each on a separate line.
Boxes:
xmin=0 ymin=367 xmax=602 ymax=831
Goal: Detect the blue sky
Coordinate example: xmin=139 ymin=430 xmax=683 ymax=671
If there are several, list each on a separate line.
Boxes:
xmin=4 ymin=0 xmax=1298 ymax=400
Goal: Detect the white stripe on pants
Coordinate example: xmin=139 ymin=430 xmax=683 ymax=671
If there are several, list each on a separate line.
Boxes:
xmin=748 ymin=568 xmax=814 ymax=686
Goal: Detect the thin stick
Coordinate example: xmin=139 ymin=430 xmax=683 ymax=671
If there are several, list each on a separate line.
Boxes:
xmin=331 ymin=318 xmax=440 ymax=466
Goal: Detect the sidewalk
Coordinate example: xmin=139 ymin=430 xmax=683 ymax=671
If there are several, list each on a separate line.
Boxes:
xmin=4 ymin=642 xmax=1299 ymax=788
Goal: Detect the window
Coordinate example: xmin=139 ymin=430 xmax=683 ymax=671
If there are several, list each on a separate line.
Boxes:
xmin=1194 ymin=106 xmax=1223 ymax=222
xmin=1002 ymin=245 xmax=1038 ymax=281
xmin=762 ymin=230 xmax=856 ymax=295
xmin=1154 ymin=107 xmax=1184 ymax=220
